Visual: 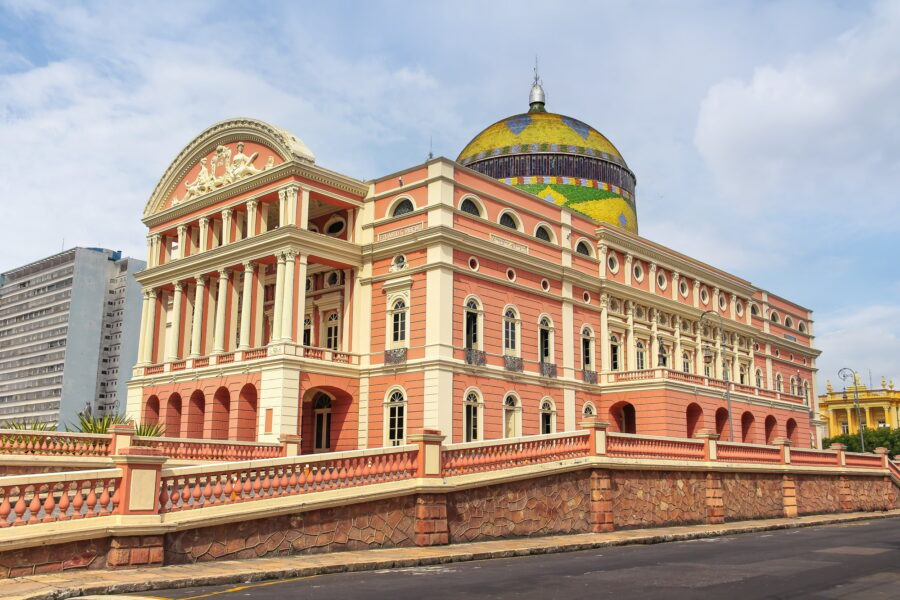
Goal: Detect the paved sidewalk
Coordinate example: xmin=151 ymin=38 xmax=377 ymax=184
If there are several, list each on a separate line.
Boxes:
xmin=9 ymin=509 xmax=900 ymax=600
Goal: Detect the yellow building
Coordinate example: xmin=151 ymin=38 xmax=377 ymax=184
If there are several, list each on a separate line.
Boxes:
xmin=819 ymin=376 xmax=900 ymax=437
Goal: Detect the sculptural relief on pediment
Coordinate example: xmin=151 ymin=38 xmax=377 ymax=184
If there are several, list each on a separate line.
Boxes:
xmin=169 ymin=141 xmax=282 ymax=207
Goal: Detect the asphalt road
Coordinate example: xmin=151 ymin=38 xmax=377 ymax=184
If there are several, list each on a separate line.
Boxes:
xmin=143 ymin=517 xmax=900 ymax=600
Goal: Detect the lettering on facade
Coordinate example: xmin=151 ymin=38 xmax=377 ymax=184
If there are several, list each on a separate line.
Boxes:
xmin=489 ymin=234 xmax=529 ymax=255
xmin=377 ymin=222 xmax=424 ymax=241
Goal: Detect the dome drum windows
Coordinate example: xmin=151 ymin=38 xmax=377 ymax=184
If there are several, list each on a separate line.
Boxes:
xmin=607 ymin=253 xmax=620 ymax=274
xmin=575 ymin=240 xmax=593 ymax=257
xmin=390 ymin=197 xmax=415 ymax=218
xmin=632 ymin=262 xmax=644 ymax=282
xmin=499 ymin=210 xmax=521 ymax=231
xmin=534 ymin=224 xmax=554 ymax=242
xmin=460 ymin=197 xmax=482 ymax=217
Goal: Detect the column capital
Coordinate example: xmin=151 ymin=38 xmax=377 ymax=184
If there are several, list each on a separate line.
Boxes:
xmin=177 ymin=224 xmax=188 ymax=234
xmin=624 ymin=253 xmax=633 ymax=266
xmin=693 ymin=280 xmax=701 ymax=289
xmin=222 ymin=207 xmax=233 ymax=218
xmin=247 ymin=199 xmax=258 ymax=210
xmin=199 ymin=216 xmax=210 ymax=226
xmin=284 ymin=249 xmax=298 ymax=261
xmin=144 ymin=288 xmax=158 ymax=300
xmin=599 ymin=293 xmax=609 ymax=308
xmin=242 ymin=260 xmax=256 ymax=271
xmin=173 ymin=281 xmax=185 ymax=292
xmin=194 ymin=274 xmax=208 ymax=286
xmin=598 ymin=243 xmax=608 ymax=255
xmin=730 ymin=293 xmax=738 ymax=301
xmin=217 ymin=268 xmax=231 ymax=279
xmin=649 ymin=262 xmax=658 ymax=274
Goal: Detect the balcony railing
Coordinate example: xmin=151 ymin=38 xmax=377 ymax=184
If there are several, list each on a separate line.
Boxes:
xmin=582 ymin=369 xmax=598 ymax=384
xmin=539 ymin=362 xmax=557 ymax=378
xmin=141 ymin=343 xmax=360 ymax=375
xmin=503 ymin=355 xmax=524 ymax=372
xmin=385 ymin=348 xmax=408 ymax=365
xmin=465 ymin=348 xmax=487 ymax=366
xmin=608 ymin=368 xmax=807 ymax=403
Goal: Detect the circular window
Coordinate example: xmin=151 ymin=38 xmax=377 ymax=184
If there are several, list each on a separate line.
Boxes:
xmin=506 ymin=268 xmax=516 ymax=282
xmin=583 ymin=291 xmax=591 ymax=303
xmin=679 ymin=280 xmax=688 ymax=298
xmin=607 ymin=253 xmax=619 ymax=274
xmin=774 ymin=349 xmax=781 ymax=357
xmin=700 ymin=288 xmax=709 ymax=304
xmin=393 ymin=255 xmax=407 ymax=270
xmin=540 ymin=279 xmax=550 ymax=292
xmin=656 ymin=271 xmax=667 ymax=290
xmin=326 ymin=219 xmax=346 ymax=235
xmin=718 ymin=294 xmax=727 ymax=311
xmin=633 ymin=263 xmax=644 ymax=282
xmin=736 ymin=302 xmax=744 ymax=317
xmin=468 ymin=257 xmax=479 ymax=271
xmin=327 ymin=272 xmax=340 ymax=286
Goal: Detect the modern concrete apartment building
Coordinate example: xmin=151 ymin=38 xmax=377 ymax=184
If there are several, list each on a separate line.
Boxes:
xmin=0 ymin=247 xmax=145 ymax=428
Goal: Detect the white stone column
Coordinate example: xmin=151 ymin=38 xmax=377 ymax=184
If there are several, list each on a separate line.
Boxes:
xmin=730 ymin=293 xmax=737 ymax=321
xmin=598 ymin=244 xmax=608 ymax=279
xmin=599 ymin=294 xmax=610 ymax=372
xmin=649 ymin=263 xmax=657 ymax=294
xmin=626 ymin=302 xmax=636 ymax=369
xmin=247 ymin=200 xmax=258 ymax=237
xmin=695 ymin=325 xmax=704 ymax=375
xmin=285 ymin=187 xmax=298 ymax=225
xmin=136 ymin=289 xmax=151 ymax=364
xmin=300 ymin=188 xmax=310 ymax=229
xmin=145 ymin=236 xmax=154 ymax=267
xmin=222 ymin=208 xmax=233 ymax=245
xmin=145 ymin=290 xmax=159 ymax=364
xmin=272 ymin=253 xmax=286 ymax=342
xmin=714 ymin=328 xmax=723 ymax=380
xmin=166 ymin=282 xmax=184 ymax=361
xmin=693 ymin=280 xmax=701 ymax=309
xmin=278 ymin=190 xmax=287 ymax=227
xmin=213 ymin=269 xmax=230 ymax=354
xmin=650 ymin=312 xmax=659 ymax=367
xmin=671 ymin=272 xmax=680 ymax=302
xmin=674 ymin=321 xmax=682 ymax=370
xmin=281 ymin=251 xmax=296 ymax=341
xmin=198 ymin=217 xmax=209 ymax=252
xmin=239 ymin=261 xmax=255 ymax=350
xmin=177 ymin=225 xmax=187 ymax=259
xmin=624 ymin=254 xmax=633 ymax=286
xmin=189 ymin=276 xmax=207 ymax=358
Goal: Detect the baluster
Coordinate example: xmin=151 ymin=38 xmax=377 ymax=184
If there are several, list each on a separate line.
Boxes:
xmin=222 ymin=475 xmax=234 ymax=504
xmin=212 ymin=475 xmax=223 ymax=504
xmin=1 ymin=489 xmax=14 ymax=527
xmin=41 ymin=485 xmax=56 ymax=523
xmin=85 ymin=483 xmax=98 ymax=518
xmin=13 ymin=491 xmax=26 ymax=526
xmin=278 ymin=469 xmax=289 ymax=496
xmin=169 ymin=479 xmax=181 ymax=511
xmin=288 ymin=467 xmax=299 ymax=494
xmin=71 ymin=483 xmax=85 ymax=519
xmin=26 ymin=487 xmax=41 ymax=524
xmin=202 ymin=479 xmax=213 ymax=506
xmin=99 ymin=482 xmax=111 ymax=516
xmin=251 ymin=471 xmax=262 ymax=499
xmin=191 ymin=478 xmax=203 ymax=507
xmin=158 ymin=480 xmax=170 ymax=512
xmin=241 ymin=472 xmax=252 ymax=501
xmin=181 ymin=478 xmax=193 ymax=509
xmin=313 ymin=466 xmax=324 ymax=490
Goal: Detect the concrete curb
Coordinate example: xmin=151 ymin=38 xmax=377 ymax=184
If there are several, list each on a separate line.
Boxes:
xmin=12 ymin=509 xmax=900 ymax=600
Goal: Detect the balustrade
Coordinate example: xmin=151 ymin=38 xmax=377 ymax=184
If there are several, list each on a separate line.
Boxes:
xmin=0 ymin=472 xmax=120 ymax=527
xmin=0 ymin=430 xmax=112 ymax=457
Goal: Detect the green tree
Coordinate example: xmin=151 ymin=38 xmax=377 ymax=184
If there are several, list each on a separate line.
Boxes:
xmin=823 ymin=427 xmax=900 ymax=458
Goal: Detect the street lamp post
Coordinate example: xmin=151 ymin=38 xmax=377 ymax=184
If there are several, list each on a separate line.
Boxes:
xmin=838 ymin=367 xmax=865 ymax=452
xmin=700 ymin=310 xmax=734 ymax=441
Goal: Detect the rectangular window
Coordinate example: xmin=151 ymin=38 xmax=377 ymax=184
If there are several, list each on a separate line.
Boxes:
xmin=388 ymin=404 xmax=404 ymax=446
xmin=582 ymin=338 xmax=592 ymax=369
xmin=465 ymin=404 xmax=478 ymax=442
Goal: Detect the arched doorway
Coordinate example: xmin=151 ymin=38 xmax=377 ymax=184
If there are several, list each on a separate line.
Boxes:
xmin=234 ymin=384 xmax=258 ymax=442
xmin=786 ymin=418 xmax=798 ymax=445
xmin=764 ymin=415 xmax=778 ymax=444
xmin=715 ymin=408 xmax=729 ymax=441
xmin=610 ymin=402 xmax=636 ymax=434
xmin=144 ymin=395 xmax=160 ymax=425
xmin=165 ymin=393 xmax=182 ymax=437
xmin=686 ymin=403 xmax=703 ymax=438
xmin=741 ymin=411 xmax=755 ymax=443
xmin=185 ymin=390 xmax=205 ymax=439
xmin=209 ymin=387 xmax=231 ymax=440
xmin=313 ymin=392 xmax=332 ymax=452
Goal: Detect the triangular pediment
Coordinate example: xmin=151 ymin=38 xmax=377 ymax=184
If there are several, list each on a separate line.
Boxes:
xmin=144 ymin=118 xmax=315 ymax=218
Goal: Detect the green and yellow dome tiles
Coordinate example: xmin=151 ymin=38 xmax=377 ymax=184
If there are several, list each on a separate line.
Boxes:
xmin=457 ymin=81 xmax=638 ymax=233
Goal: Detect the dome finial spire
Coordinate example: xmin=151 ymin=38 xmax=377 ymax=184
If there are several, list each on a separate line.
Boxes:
xmin=529 ymin=57 xmax=546 ymax=113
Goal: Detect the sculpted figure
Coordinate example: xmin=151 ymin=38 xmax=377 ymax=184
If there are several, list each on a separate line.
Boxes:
xmin=182 ymin=157 xmax=212 ymax=202
xmin=211 ymin=145 xmax=233 ymax=188
xmin=264 ymin=155 xmax=275 ymax=170
xmin=230 ymin=142 xmax=260 ymax=179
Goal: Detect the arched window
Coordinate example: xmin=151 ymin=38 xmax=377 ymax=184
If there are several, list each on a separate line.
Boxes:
xmin=460 ymin=198 xmax=481 ymax=217
xmin=610 ymin=335 xmax=620 ymax=371
xmin=499 ymin=212 xmax=519 ymax=230
xmin=503 ymin=308 xmax=519 ymax=356
xmin=303 ymin=316 xmax=312 ymax=346
xmin=750 ymin=303 xmax=759 ymax=316
xmin=392 ymin=198 xmax=414 ymax=217
xmin=464 ymin=392 xmax=480 ymax=442
xmin=538 ymin=316 xmax=553 ymax=364
xmin=464 ymin=298 xmax=481 ymax=350
xmin=803 ymin=380 xmax=810 ymax=399
xmin=583 ymin=402 xmax=596 ymax=418
xmin=325 ymin=312 xmax=340 ymax=350
xmin=784 ymin=316 xmax=794 ymax=328
xmin=770 ymin=311 xmax=780 ymax=324
xmin=503 ymin=394 xmax=520 ymax=438
xmin=739 ymin=365 xmax=746 ymax=385
xmin=755 ymin=368 xmax=763 ymax=388
xmin=575 ymin=241 xmax=592 ymax=256
xmin=391 ymin=299 xmax=407 ymax=347
xmin=658 ymin=343 xmax=668 ymax=367
xmin=581 ymin=326 xmax=594 ymax=370
xmin=636 ymin=341 xmax=646 ymax=370
xmin=535 ymin=225 xmax=552 ymax=242
xmin=313 ymin=393 xmax=332 ymax=452
xmin=540 ymin=399 xmax=555 ymax=434
xmin=775 ymin=373 xmax=783 ymax=392
xmin=790 ymin=377 xmax=797 ymax=396
xmin=682 ymin=352 xmax=691 ymax=374
xmin=386 ymin=389 xmax=406 ymax=446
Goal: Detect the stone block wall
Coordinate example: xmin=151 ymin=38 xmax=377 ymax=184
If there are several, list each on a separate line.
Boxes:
xmin=447 ymin=471 xmax=591 ymax=542
xmin=610 ymin=470 xmax=707 ymax=529
xmin=166 ymin=496 xmax=416 ymax=563
xmin=0 ymin=538 xmax=109 ymax=578
xmin=796 ymin=475 xmax=842 ymax=515
xmin=721 ymin=473 xmax=783 ymax=521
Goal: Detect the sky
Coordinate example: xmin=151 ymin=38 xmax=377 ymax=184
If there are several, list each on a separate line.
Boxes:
xmin=1 ymin=0 xmax=898 ymax=392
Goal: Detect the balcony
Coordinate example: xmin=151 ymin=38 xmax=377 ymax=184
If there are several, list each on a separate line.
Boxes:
xmin=140 ymin=343 xmax=359 ymax=376
xmin=539 ymin=362 xmax=557 ymax=378
xmin=464 ymin=348 xmax=487 ymax=367
xmin=503 ymin=355 xmax=524 ymax=372
xmin=384 ymin=348 xmax=407 ymax=365
xmin=607 ymin=368 xmax=807 ymax=404
xmin=582 ymin=369 xmax=598 ymax=384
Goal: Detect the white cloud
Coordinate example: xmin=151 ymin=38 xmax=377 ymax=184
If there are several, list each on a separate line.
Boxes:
xmin=694 ymin=0 xmax=900 ymax=227
xmin=815 ymin=304 xmax=900 ymax=392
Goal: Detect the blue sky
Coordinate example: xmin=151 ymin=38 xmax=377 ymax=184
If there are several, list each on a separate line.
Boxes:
xmin=1 ymin=0 xmax=898 ymax=391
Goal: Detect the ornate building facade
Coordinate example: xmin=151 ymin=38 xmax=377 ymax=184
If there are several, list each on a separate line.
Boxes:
xmin=819 ymin=377 xmax=900 ymax=437
xmin=126 ymin=83 xmax=821 ymax=452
